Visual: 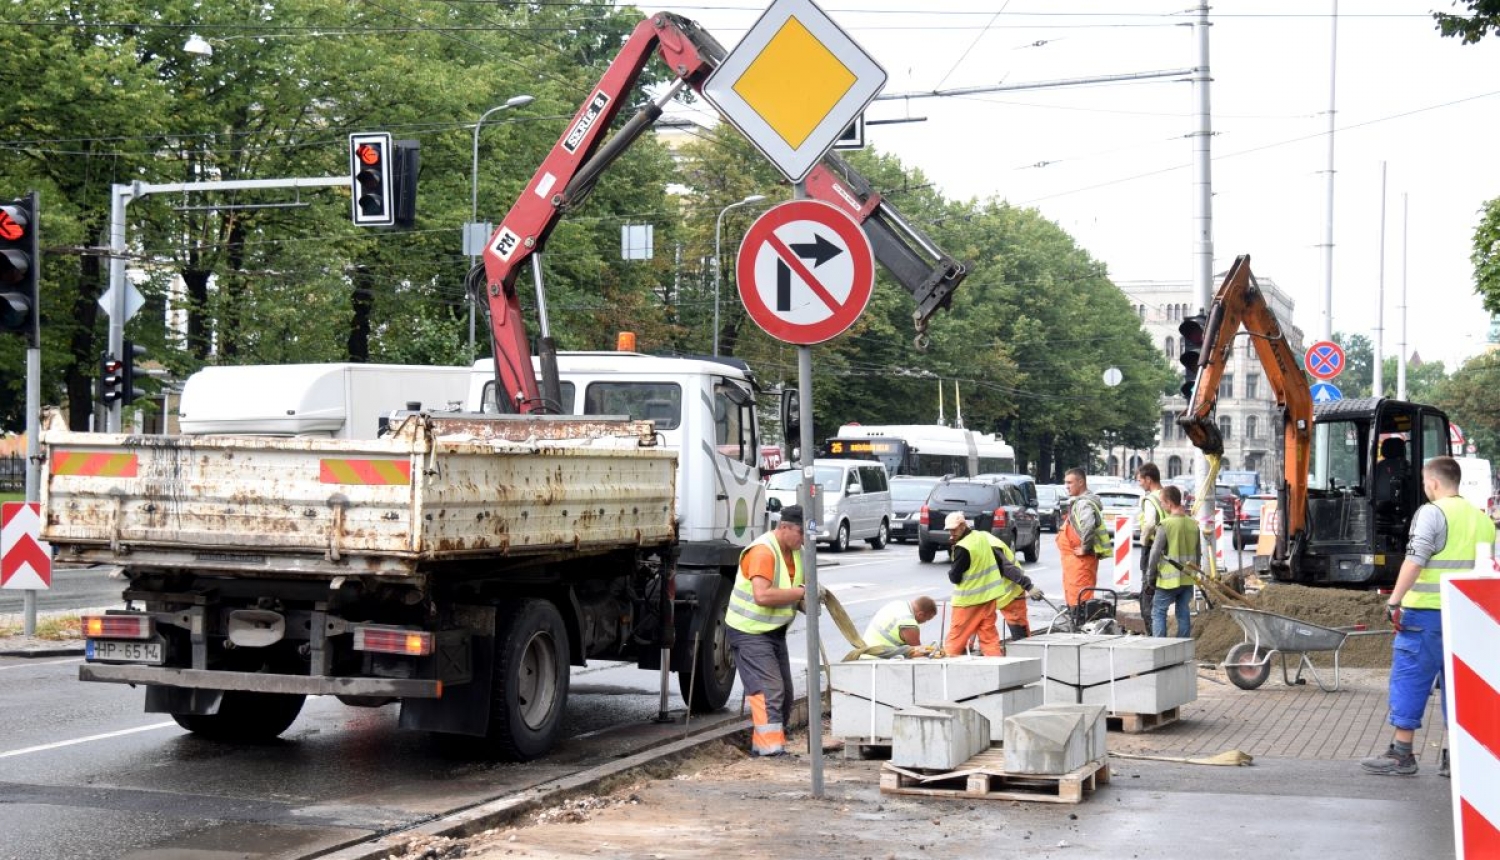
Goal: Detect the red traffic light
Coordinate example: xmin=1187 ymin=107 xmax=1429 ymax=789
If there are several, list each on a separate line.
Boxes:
xmin=356 ymin=143 xmax=381 ymax=166
xmin=0 ymin=209 xmax=23 ymax=242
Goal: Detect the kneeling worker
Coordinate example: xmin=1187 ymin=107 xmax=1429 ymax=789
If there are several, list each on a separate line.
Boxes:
xmin=945 ymin=513 xmax=1045 ymax=656
xmin=725 ymin=504 xmax=808 ymax=757
xmin=863 ymin=596 xmax=939 ymax=655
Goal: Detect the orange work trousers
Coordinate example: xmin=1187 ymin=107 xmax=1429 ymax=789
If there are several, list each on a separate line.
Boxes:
xmin=999 ymin=596 xmax=1031 ymax=639
xmin=945 ymin=600 xmax=1002 ymax=657
xmin=1057 ymin=519 xmax=1100 ymax=607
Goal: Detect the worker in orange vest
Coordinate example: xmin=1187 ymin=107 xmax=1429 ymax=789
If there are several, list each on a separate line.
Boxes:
xmin=1057 ymin=467 xmax=1109 ymax=608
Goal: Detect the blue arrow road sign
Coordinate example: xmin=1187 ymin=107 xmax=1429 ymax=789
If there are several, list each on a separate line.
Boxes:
xmin=1311 ymin=381 xmax=1342 ymax=403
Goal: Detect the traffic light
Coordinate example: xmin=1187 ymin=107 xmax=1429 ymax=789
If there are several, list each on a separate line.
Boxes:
xmin=0 ymin=192 xmax=39 ymax=340
xmin=121 ymin=339 xmax=147 ymax=405
xmin=393 ymin=139 xmax=419 ymax=228
xmin=99 ymin=353 xmax=125 ymax=406
xmin=1178 ymin=313 xmax=1208 ymax=398
xmin=349 ymin=132 xmax=394 ymax=227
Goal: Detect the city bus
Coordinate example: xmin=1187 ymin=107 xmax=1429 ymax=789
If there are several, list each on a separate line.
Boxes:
xmin=824 ymin=423 xmax=1015 ymax=477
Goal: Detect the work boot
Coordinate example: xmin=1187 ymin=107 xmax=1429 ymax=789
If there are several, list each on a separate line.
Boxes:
xmin=1360 ymin=745 xmax=1418 ymax=776
xmin=1439 ymin=748 xmax=1450 ymax=778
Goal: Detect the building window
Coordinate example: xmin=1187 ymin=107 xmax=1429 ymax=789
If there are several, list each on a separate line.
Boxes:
xmin=1162 ymin=411 xmax=1175 ymax=442
xmin=1138 ymin=304 xmax=1146 ymax=319
xmin=1219 ymin=374 xmax=1234 ymax=399
xmin=1246 ymin=415 xmax=1259 ymax=440
xmin=1246 ymin=374 xmax=1260 ymax=400
xmin=1168 ymin=455 xmax=1183 ymax=478
xmin=1219 ymin=416 xmax=1232 ymax=440
xmin=1165 ymin=336 xmax=1176 ymax=358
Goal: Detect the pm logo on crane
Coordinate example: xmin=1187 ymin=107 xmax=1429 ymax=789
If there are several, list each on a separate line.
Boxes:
xmin=562 ymin=91 xmax=611 ymax=154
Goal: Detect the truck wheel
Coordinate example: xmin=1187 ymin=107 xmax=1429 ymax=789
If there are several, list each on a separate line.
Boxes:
xmin=867 ymin=520 xmax=889 ymax=550
xmin=1022 ymin=536 xmax=1039 ymax=563
xmin=831 ymin=522 xmax=850 ymax=553
xmin=1224 ymin=642 xmax=1271 ymax=690
xmin=486 ymin=598 xmax=570 ymax=761
xmin=172 ymin=691 xmax=305 ymax=742
xmin=918 ymin=542 xmax=937 ymax=563
xmin=679 ymin=578 xmax=735 ymax=713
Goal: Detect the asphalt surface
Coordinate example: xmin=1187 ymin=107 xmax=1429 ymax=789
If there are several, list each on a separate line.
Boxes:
xmin=0 ymin=533 xmax=997 ymax=859
xmin=0 ymin=565 xmax=123 ymax=618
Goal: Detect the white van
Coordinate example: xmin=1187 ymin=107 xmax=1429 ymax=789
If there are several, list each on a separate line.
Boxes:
xmin=1453 ymin=456 xmax=1494 ymax=516
xmin=764 ymin=459 xmax=893 ymax=552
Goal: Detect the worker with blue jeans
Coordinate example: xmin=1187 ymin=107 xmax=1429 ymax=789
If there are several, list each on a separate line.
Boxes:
xmin=1361 ymin=456 xmax=1495 ymax=776
xmin=1144 ymin=485 xmax=1198 ymax=638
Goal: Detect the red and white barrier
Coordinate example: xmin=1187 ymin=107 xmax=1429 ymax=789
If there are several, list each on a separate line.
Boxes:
xmin=1442 ymin=572 xmax=1500 ymax=858
xmin=1112 ymin=516 xmax=1133 ymax=592
xmin=1213 ymin=508 xmax=1226 ymax=568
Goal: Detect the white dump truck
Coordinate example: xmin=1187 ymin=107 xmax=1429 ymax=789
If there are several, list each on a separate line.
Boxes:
xmin=43 ymin=352 xmax=766 ymax=760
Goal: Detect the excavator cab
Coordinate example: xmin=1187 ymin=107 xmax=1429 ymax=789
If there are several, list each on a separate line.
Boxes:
xmin=1288 ymin=397 xmax=1451 ymax=586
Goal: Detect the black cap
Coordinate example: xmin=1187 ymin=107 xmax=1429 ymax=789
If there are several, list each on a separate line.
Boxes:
xmin=779 ymin=505 xmax=804 ymax=528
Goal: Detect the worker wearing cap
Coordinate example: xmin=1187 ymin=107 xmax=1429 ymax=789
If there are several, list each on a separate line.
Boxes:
xmin=1135 ymin=463 xmax=1167 ymax=635
xmin=725 ymin=505 xmax=808 ymax=758
xmin=1362 ymin=455 xmax=1496 ymax=777
xmin=945 ymin=513 xmax=1044 ymax=656
xmin=862 ymin=596 xmax=938 ymax=651
xmin=1057 ymin=468 xmax=1109 ymax=608
xmin=1145 ymin=485 xmax=1199 ymax=638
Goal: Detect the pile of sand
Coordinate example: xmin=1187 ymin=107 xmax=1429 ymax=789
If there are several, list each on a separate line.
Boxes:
xmin=1193 ymin=582 xmax=1395 ymax=668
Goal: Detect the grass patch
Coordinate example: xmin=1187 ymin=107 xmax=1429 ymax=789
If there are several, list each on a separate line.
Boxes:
xmin=0 ymin=492 xmax=25 ymax=504
xmin=0 ymin=614 xmax=83 ymax=640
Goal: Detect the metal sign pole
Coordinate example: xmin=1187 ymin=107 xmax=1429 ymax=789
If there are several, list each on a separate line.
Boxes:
xmin=791 ymin=178 xmax=824 ymax=798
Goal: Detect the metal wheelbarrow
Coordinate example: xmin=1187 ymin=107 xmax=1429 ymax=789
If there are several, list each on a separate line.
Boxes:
xmin=1220 ymin=607 xmax=1390 ymax=692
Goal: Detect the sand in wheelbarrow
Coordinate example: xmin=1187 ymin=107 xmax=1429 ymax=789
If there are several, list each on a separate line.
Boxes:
xmin=1193 ymin=582 xmax=1394 ymax=668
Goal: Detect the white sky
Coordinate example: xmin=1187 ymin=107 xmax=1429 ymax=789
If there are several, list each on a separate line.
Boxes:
xmin=645 ymin=0 xmax=1500 ymax=368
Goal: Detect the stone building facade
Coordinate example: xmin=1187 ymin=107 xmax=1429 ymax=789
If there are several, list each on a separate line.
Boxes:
xmin=1110 ymin=275 xmax=1306 ymax=488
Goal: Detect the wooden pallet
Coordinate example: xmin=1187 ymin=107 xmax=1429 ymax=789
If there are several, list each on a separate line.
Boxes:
xmin=1107 ymin=706 xmax=1180 ymax=734
xmin=880 ymin=748 xmax=1109 ymax=804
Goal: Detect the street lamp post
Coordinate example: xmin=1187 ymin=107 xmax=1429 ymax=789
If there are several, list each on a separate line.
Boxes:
xmin=713 ymin=194 xmax=767 ymax=357
xmin=468 ymin=94 xmax=535 ymax=359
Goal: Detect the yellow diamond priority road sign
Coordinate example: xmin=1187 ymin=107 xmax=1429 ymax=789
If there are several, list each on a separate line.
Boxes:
xmin=701 ymin=0 xmax=886 ymax=182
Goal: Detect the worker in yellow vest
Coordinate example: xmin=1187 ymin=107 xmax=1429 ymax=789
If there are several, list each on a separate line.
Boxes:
xmin=1057 ymin=468 xmax=1110 ymax=608
xmin=725 ymin=505 xmax=808 ymax=758
xmin=1361 ymin=456 xmax=1495 ymax=777
xmin=983 ymin=532 xmax=1044 ymax=641
xmin=1135 ymin=463 xmax=1167 ymax=635
xmin=1144 ymin=485 xmax=1199 ymax=638
xmin=945 ymin=513 xmax=1044 ymax=656
xmin=862 ymin=596 xmax=938 ymax=653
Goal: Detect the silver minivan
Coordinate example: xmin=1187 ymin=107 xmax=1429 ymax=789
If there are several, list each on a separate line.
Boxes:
xmin=765 ymin=459 xmax=894 ymax=552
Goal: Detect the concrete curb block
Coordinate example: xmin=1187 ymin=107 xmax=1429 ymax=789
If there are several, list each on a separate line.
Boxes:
xmin=314 ymin=697 xmax=813 ymax=860
xmin=0 ymin=646 xmax=84 ymax=658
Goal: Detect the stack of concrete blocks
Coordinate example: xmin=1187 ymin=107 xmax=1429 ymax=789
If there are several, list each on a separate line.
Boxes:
xmin=1002 ymin=703 xmax=1108 ymax=775
xmin=1005 ymin=634 xmax=1197 ymax=715
xmin=830 ymin=656 xmax=1043 ymax=743
xmin=890 ymin=703 xmax=992 ymax=771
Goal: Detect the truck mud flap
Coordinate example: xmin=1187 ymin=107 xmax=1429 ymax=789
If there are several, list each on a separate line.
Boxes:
xmin=400 ymin=634 xmax=494 ymax=736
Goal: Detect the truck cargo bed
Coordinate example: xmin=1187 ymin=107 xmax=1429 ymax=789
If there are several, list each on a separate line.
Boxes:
xmin=42 ymin=414 xmax=676 ymax=577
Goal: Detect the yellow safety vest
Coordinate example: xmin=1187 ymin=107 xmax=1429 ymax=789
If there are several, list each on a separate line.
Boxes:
xmin=726 ymin=532 xmax=803 ymax=634
xmin=1069 ymin=496 xmax=1112 ymax=556
xmin=1139 ymin=490 xmax=1166 ymax=541
xmin=1154 ymin=513 xmax=1201 ymax=590
xmin=954 ymin=530 xmax=1005 ymax=607
xmin=983 ymin=533 xmax=1025 ymax=606
xmin=1403 ymin=496 xmax=1497 ymax=610
xmin=865 ymin=601 xmax=918 ymax=648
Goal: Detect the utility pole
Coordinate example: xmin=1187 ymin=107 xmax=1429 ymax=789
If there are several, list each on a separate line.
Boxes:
xmin=1190 ymin=2 xmax=1215 ymax=483
xmin=1319 ymin=0 xmax=1340 ymax=341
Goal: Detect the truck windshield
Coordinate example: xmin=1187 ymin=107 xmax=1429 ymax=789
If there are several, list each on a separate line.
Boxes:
xmin=583 ymin=382 xmax=681 ymax=430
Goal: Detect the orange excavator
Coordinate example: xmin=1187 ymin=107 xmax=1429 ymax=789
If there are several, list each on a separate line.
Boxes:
xmin=1179 ymin=255 xmax=1451 ymax=587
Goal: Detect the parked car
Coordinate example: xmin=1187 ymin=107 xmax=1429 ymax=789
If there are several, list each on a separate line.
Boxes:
xmin=1095 ymin=486 xmax=1146 ymax=542
xmin=917 ymin=477 xmax=1042 ymax=564
xmin=1213 ymin=483 xmax=1243 ymax=522
xmin=1036 ymin=484 xmax=1065 ymax=532
xmin=765 ymin=459 xmax=893 ymax=552
xmin=1234 ymin=494 xmax=1277 ymax=549
xmin=975 ymin=473 xmax=1040 ymax=509
xmin=889 ymin=476 xmax=940 ymax=543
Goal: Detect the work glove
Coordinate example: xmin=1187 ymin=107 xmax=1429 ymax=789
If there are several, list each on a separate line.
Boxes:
xmin=1386 ymin=603 xmax=1403 ymax=632
xmin=1027 ymin=586 xmax=1045 ymax=601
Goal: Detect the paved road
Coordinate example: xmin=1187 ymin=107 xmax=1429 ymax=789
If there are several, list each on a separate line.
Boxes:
xmin=0 ymin=535 xmax=1067 ymax=859
xmin=0 ymin=565 xmax=124 ymax=618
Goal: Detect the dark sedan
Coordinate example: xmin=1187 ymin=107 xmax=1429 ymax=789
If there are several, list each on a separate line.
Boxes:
xmin=1234 ymin=494 xmax=1276 ymax=549
xmin=918 ymin=478 xmax=1042 ymax=564
xmin=1036 ymin=484 xmax=1065 ymax=532
xmin=889 ymin=476 xmax=940 ymax=543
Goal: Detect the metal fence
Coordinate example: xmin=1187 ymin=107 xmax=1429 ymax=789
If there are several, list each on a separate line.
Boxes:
xmin=0 ymin=453 xmax=23 ymax=493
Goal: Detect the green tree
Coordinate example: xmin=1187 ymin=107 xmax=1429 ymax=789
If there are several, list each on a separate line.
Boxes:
xmin=1434 ymin=0 xmax=1500 ymax=43
xmin=1470 ymin=197 xmax=1500 ymax=315
xmin=1430 ymin=351 xmax=1500 ymax=459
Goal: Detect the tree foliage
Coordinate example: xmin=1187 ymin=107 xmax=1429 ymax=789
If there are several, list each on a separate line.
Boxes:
xmin=1434 ymin=0 xmax=1500 ymax=43
xmin=1470 ymin=197 xmax=1500 ymax=315
xmin=1430 ymin=350 xmax=1500 ymax=459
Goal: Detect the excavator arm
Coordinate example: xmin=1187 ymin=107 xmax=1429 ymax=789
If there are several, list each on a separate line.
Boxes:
xmin=475 ymin=12 xmax=966 ymax=414
xmin=1177 ymin=255 xmax=1313 ymax=559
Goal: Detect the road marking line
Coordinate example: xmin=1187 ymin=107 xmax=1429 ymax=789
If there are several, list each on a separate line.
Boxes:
xmin=0 ymin=657 xmax=82 ymax=670
xmin=0 ymin=721 xmax=177 ymax=759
